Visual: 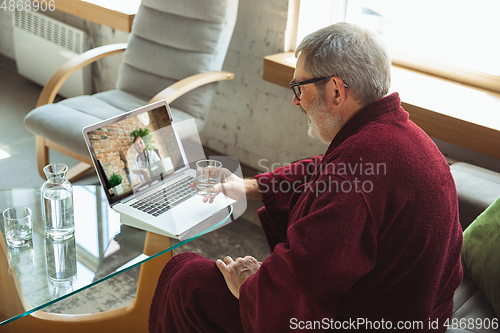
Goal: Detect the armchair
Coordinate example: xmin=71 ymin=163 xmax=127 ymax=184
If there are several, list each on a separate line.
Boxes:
xmin=24 ymin=0 xmax=239 ymax=181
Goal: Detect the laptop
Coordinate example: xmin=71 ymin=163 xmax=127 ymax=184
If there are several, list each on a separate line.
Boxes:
xmin=82 ymin=100 xmax=235 ymax=240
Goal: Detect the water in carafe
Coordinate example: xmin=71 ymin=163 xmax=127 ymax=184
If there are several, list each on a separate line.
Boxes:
xmin=41 ymin=164 xmax=75 ymax=240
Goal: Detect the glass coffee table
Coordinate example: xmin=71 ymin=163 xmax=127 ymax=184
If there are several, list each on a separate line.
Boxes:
xmin=0 ymin=186 xmax=233 ymax=332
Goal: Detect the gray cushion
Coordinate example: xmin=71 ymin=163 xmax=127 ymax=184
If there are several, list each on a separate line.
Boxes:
xmin=132 ymin=6 xmax=225 ymax=53
xmin=24 ymin=90 xmax=200 ymax=157
xmin=24 ymin=90 xmax=148 ymax=157
xmin=450 ymin=162 xmax=500 ymax=230
xmin=120 ymin=35 xmax=216 ymax=81
xmin=141 ymin=0 xmax=230 ymax=23
xmin=116 ymin=0 xmax=238 ymax=121
xmin=448 ymin=275 xmax=500 ymax=332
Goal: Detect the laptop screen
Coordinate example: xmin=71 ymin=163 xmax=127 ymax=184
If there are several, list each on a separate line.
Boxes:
xmin=84 ymin=102 xmax=187 ymax=205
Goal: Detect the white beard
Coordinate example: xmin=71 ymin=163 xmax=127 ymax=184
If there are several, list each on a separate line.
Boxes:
xmin=307 ymin=100 xmax=342 ymax=144
xmin=307 ymin=118 xmax=325 ymax=142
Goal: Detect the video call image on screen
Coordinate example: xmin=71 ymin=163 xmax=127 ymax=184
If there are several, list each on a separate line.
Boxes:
xmin=87 ymin=106 xmax=184 ymax=199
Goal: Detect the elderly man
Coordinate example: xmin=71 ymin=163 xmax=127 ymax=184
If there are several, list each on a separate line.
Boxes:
xmin=149 ymin=23 xmax=463 ymax=332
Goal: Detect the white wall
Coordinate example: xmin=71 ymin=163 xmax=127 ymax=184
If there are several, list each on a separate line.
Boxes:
xmin=0 ymin=1 xmax=498 ymax=174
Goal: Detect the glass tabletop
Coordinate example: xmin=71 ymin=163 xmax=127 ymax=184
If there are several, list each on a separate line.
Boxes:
xmin=0 ymin=186 xmax=233 ymax=326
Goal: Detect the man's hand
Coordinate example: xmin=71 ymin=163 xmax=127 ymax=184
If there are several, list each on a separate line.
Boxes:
xmin=216 ymin=256 xmax=261 ymax=299
xmin=190 ymin=168 xmax=262 ymax=203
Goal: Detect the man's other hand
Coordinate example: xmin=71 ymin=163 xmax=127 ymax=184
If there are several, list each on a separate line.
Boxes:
xmin=216 ymin=255 xmax=261 ymax=299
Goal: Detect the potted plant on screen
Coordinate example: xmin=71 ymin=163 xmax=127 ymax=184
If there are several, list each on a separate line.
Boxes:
xmin=109 ymin=173 xmax=123 ymax=196
xmin=130 ymin=127 xmax=156 ymax=151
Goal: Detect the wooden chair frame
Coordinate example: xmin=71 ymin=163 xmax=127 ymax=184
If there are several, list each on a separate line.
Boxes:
xmin=34 ymin=42 xmax=234 ymax=182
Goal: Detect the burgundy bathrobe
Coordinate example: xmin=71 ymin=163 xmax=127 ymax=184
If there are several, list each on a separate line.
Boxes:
xmin=149 ymin=93 xmax=463 ymax=333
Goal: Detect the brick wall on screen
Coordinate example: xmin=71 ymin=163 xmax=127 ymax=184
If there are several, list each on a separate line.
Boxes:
xmin=88 ymin=110 xmax=179 ymax=191
xmin=150 ymin=108 xmax=182 ymax=169
xmin=89 ymin=119 xmax=139 ymax=191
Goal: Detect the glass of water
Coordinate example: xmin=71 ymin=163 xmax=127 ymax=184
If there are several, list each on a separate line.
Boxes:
xmin=3 ymin=206 xmax=33 ymax=247
xmin=196 ymin=160 xmax=222 ymax=196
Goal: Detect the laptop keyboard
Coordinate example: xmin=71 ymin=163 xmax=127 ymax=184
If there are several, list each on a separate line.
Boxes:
xmin=131 ymin=176 xmax=197 ymax=217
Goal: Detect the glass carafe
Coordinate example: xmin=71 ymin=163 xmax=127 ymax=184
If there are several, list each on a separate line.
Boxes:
xmin=41 ymin=164 xmax=75 ymax=240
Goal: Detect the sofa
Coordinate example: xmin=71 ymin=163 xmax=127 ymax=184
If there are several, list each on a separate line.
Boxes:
xmin=447 ymin=162 xmax=500 ymax=333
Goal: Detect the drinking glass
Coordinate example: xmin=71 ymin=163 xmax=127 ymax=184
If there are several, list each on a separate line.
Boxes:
xmin=196 ymin=160 xmax=222 ymax=196
xmin=3 ymin=206 xmax=33 ymax=247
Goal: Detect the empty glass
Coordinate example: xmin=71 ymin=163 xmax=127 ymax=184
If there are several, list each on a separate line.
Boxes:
xmin=3 ymin=206 xmax=33 ymax=247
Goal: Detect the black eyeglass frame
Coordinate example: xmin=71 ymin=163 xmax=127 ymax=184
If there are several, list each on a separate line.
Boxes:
xmin=290 ymin=75 xmax=348 ymax=100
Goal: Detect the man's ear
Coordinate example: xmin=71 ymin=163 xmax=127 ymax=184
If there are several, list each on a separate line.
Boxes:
xmin=331 ymin=76 xmax=347 ymax=104
xmin=330 ymin=76 xmax=345 ymax=106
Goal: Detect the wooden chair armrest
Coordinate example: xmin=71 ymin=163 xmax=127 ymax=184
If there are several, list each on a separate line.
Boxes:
xmin=36 ymin=43 xmax=128 ymax=107
xmin=148 ymin=71 xmax=235 ymax=105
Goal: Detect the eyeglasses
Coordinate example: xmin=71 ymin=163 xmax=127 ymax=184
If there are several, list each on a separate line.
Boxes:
xmin=290 ymin=75 xmax=348 ymax=101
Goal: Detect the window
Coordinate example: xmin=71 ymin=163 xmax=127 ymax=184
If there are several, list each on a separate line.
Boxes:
xmin=294 ymin=0 xmax=500 ymax=93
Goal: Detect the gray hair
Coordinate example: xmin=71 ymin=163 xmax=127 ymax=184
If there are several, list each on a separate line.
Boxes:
xmin=295 ymin=22 xmax=391 ymax=106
